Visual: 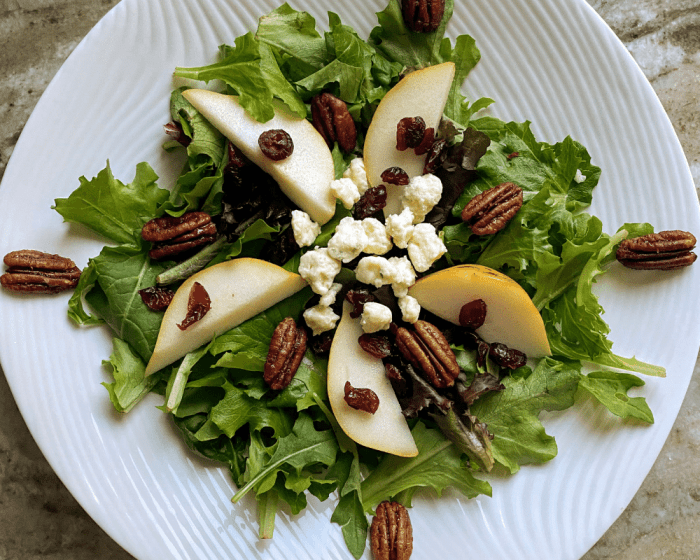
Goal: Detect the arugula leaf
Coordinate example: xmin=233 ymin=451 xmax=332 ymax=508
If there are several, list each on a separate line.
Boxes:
xmin=67 ymin=260 xmax=103 ymax=325
xmin=360 ymin=421 xmax=491 ymax=512
xmin=53 ymin=162 xmax=167 ymax=245
xmin=102 ymin=337 xmax=162 ymax=413
xmin=232 ymin=413 xmax=339 ymax=502
xmin=471 ymin=358 xmax=580 ymax=473
xmin=578 ymin=371 xmax=654 ymax=423
xmin=331 ymin=489 xmax=368 ymax=559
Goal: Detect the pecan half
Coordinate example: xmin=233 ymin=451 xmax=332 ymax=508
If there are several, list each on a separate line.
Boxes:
xmin=1 ymin=250 xmax=81 ymax=293
xmin=402 ymin=0 xmax=445 ymax=33
xmin=344 ymin=381 xmax=380 ymax=414
xmin=142 ymin=212 xmax=217 ymax=260
xmin=616 ymin=230 xmax=697 ymax=270
xmin=264 ymin=317 xmax=308 ymax=390
xmin=310 ymin=92 xmax=357 ymax=153
xmin=461 ymin=182 xmax=523 ymax=235
xmin=370 ymin=501 xmax=413 ymax=560
xmin=395 ymin=320 xmax=459 ymax=388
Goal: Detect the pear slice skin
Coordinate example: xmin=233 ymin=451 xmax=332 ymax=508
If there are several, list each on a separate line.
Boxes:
xmin=182 ymin=89 xmax=336 ymax=225
xmin=363 ymin=62 xmax=456 ymax=216
xmin=145 ymin=258 xmax=307 ymax=376
xmin=408 ymin=264 xmax=552 ymax=357
xmin=327 ymin=301 xmax=418 ymax=457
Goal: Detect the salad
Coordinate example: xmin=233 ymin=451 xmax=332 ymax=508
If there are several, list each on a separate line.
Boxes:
xmin=2 ymin=0 xmax=696 ymax=558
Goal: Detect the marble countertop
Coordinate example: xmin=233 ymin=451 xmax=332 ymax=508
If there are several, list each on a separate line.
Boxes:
xmin=1 ymin=0 xmax=699 ymax=558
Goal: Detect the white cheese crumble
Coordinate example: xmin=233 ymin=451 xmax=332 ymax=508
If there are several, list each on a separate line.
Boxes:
xmin=355 ymin=255 xmax=391 ymax=288
xmin=574 ymin=169 xmax=587 ymax=183
xmin=398 ymin=295 xmax=421 ymax=323
xmin=360 ymin=302 xmax=393 ymax=333
xmin=303 ymin=304 xmax=340 ymax=336
xmin=384 ymin=207 xmax=415 ymax=249
xmin=407 ymin=223 xmax=447 ymax=272
xmin=327 ymin=217 xmax=368 ymax=262
xmin=330 ymin=177 xmax=361 ymax=209
xmin=319 ymin=282 xmax=342 ymax=308
xmin=387 ymin=256 xmax=416 ymax=298
xmin=362 ymin=218 xmax=393 ymax=255
xmin=342 ymin=157 xmax=370 ymax=194
xmin=401 ymin=173 xmax=443 ymax=223
xmin=290 ymin=210 xmax=321 ymax=247
xmin=298 ymin=247 xmax=342 ymax=295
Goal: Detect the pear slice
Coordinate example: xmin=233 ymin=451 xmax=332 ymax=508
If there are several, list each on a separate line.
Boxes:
xmin=145 ymin=258 xmax=307 ymax=376
xmin=408 ymin=264 xmax=551 ymax=357
xmin=363 ymin=62 xmax=456 ymax=216
xmin=182 ymin=89 xmax=336 ymax=225
xmin=327 ymin=301 xmax=418 ymax=457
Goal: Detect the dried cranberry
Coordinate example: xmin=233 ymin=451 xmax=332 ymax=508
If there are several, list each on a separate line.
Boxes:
xmin=139 ymin=286 xmax=175 ymax=311
xmin=380 ymin=167 xmax=410 ymax=186
xmin=459 ymin=299 xmax=487 ymax=330
xmin=506 ymin=151 xmax=520 ymax=160
xmin=344 ymin=381 xmax=380 ymax=414
xmin=225 ymin=142 xmax=248 ymax=172
xmin=414 ymin=127 xmax=435 ymax=156
xmin=358 ymin=333 xmax=393 ymax=359
xmin=353 ymin=185 xmax=388 ymax=220
xmin=488 ymin=343 xmax=527 ymax=370
xmin=258 ymin=129 xmax=294 ymax=161
xmin=396 ymin=116 xmax=426 ymax=151
xmin=423 ymin=138 xmax=448 ymax=174
xmin=309 ymin=331 xmax=334 ymax=356
xmin=345 ymin=288 xmax=374 ymax=318
xmin=177 ymin=281 xmax=211 ymax=331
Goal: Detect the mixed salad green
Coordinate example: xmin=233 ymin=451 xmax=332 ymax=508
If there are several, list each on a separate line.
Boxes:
xmin=53 ymin=0 xmax=663 ymax=556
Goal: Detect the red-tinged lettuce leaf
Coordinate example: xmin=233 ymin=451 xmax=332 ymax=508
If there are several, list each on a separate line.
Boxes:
xmin=53 ymin=162 xmax=168 ymax=246
xmin=470 ymin=357 xmax=580 ymax=474
xmin=430 ymin=407 xmax=494 ymax=472
xmin=360 ymin=421 xmax=492 ymax=512
xmin=578 ymin=371 xmax=654 ymax=423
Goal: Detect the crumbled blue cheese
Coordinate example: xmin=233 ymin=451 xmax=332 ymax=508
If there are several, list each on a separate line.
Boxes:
xmin=385 ymin=207 xmax=415 ymax=249
xmin=574 ymin=169 xmax=586 ymax=183
xmin=401 ymin=173 xmax=443 ymax=223
xmin=290 ymin=210 xmax=321 ymax=247
xmin=319 ymin=282 xmax=342 ymax=308
xmin=298 ymin=247 xmax=342 ymax=295
xmin=355 ymin=255 xmax=391 ymax=288
xmin=360 ymin=302 xmax=393 ymax=333
xmin=362 ymin=218 xmax=393 ymax=255
xmin=303 ymin=304 xmax=340 ymax=336
xmin=342 ymin=157 xmax=370 ymax=194
xmin=330 ymin=178 xmax=361 ymax=209
xmin=327 ymin=217 xmax=368 ymax=262
xmin=407 ymin=223 xmax=447 ymax=272
xmin=387 ymin=256 xmax=416 ymax=297
xmin=398 ymin=295 xmax=421 ymax=323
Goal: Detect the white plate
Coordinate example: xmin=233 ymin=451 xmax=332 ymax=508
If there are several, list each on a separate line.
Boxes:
xmin=1 ymin=0 xmax=698 ymax=559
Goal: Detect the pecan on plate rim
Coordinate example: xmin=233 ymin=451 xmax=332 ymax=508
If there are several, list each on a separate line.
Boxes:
xmin=616 ymin=230 xmax=697 ymax=270
xmin=1 ymin=250 xmax=81 ymax=294
xmin=370 ymin=501 xmax=413 ymax=560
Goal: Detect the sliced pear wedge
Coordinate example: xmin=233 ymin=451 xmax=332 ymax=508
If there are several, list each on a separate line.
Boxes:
xmin=408 ymin=264 xmax=551 ymax=357
xmin=327 ymin=301 xmax=418 ymax=457
xmin=145 ymin=258 xmax=307 ymax=376
xmin=363 ymin=62 xmax=456 ymax=216
xmin=182 ymin=89 xmax=336 ymax=224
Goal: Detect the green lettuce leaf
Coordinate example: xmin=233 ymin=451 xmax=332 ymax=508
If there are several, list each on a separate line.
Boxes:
xmin=578 ymin=371 xmax=654 ymax=423
xmin=53 ymin=162 xmax=168 ymax=245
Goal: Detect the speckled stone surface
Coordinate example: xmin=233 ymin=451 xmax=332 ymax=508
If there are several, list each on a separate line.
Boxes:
xmin=1 ymin=1 xmax=699 ymax=559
